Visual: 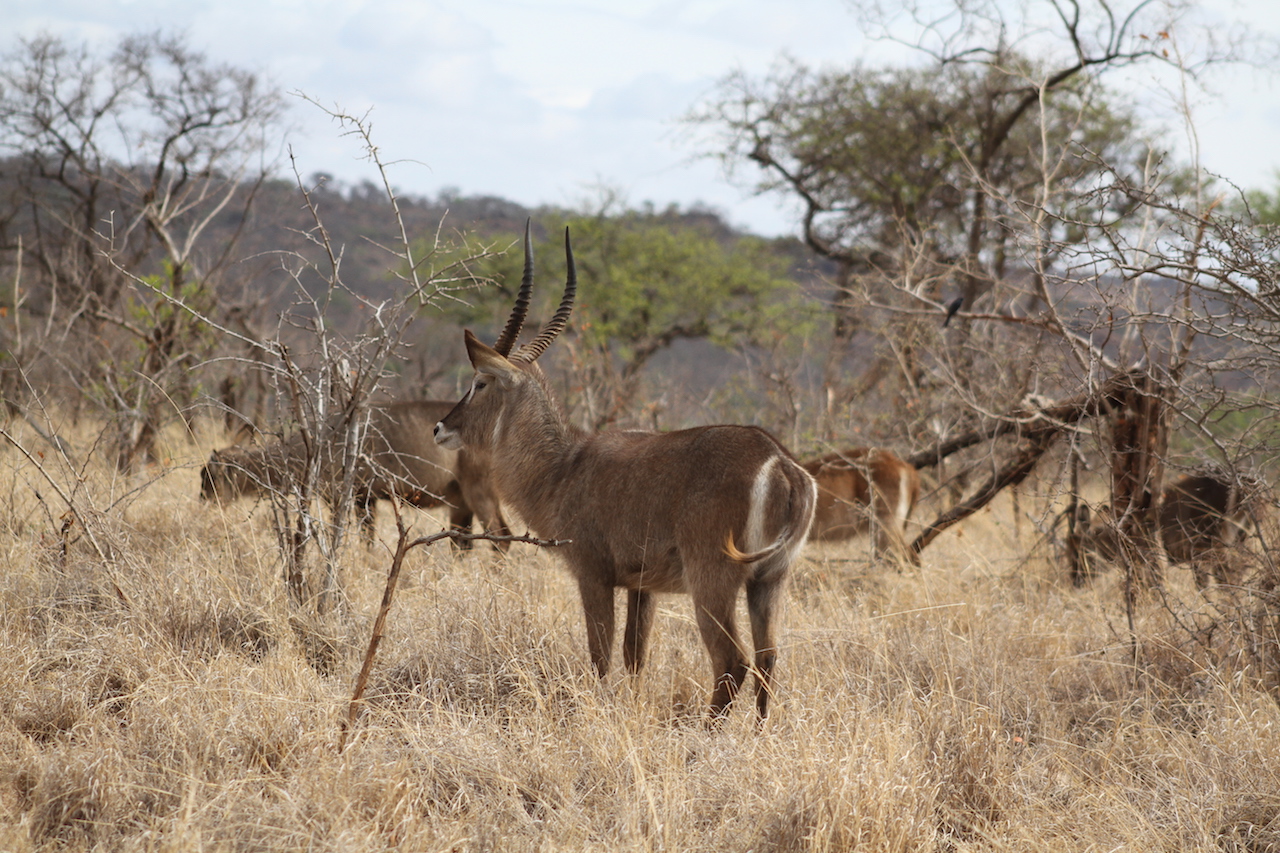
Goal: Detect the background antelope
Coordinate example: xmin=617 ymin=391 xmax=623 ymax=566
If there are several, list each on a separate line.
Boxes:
xmin=803 ymin=447 xmax=920 ymax=565
xmin=1073 ymin=471 xmax=1269 ymax=588
xmin=201 ymin=400 xmax=510 ymax=548
xmin=434 ymin=225 xmax=817 ymax=721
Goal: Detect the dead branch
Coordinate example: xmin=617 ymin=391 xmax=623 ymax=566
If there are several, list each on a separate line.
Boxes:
xmin=906 ymin=368 xmax=1144 ymax=470
xmin=339 ymin=502 xmax=568 ymax=751
xmin=909 ymin=368 xmax=1149 ymax=556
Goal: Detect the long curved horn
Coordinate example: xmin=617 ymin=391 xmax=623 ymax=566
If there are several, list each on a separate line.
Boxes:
xmin=514 ymin=227 xmax=576 ymax=363
xmin=492 ymin=219 xmax=535 ymax=356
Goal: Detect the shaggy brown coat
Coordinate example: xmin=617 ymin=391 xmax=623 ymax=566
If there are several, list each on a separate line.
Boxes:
xmin=200 ymin=401 xmax=510 ymax=548
xmin=434 ymin=227 xmax=817 ymax=721
xmin=1076 ymin=472 xmax=1266 ymax=587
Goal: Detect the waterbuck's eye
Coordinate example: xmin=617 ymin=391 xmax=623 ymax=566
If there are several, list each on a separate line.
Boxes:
xmin=474 ymin=380 xmax=488 ymax=391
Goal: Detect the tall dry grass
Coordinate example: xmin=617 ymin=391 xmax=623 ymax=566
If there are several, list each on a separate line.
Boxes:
xmin=2 ymin=420 xmax=1279 ymax=852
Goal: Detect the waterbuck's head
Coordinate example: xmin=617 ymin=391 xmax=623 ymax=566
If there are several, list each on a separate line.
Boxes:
xmin=434 ymin=222 xmax=576 ymax=454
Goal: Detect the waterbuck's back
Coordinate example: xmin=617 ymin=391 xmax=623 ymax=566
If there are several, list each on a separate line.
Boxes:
xmin=360 ymin=401 xmax=459 ymax=501
xmin=201 ymin=401 xmax=459 ymax=504
xmin=1075 ymin=471 xmax=1270 ymax=587
xmin=1159 ymin=473 xmax=1254 ymax=564
xmin=201 ymin=400 xmax=508 ymax=533
xmin=200 ymin=441 xmax=301 ymax=500
xmin=527 ymin=425 xmax=815 ymax=590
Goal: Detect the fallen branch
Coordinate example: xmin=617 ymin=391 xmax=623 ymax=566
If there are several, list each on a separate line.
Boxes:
xmin=339 ymin=500 xmax=568 ymax=751
xmin=911 ymin=430 xmax=1056 ymax=555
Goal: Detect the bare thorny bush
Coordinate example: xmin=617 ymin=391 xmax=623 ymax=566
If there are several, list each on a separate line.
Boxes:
xmin=3 ymin=105 xmax=505 ymax=616
xmin=823 ymin=107 xmax=1280 ymax=690
xmin=196 ymin=106 xmax=505 ymax=614
xmin=1091 ymin=167 xmax=1280 ymax=686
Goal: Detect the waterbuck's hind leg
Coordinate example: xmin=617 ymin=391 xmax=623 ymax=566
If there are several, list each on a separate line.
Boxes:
xmin=880 ymin=513 xmax=915 ymax=568
xmin=872 ymin=483 xmax=917 ymax=568
xmin=746 ymin=571 xmax=785 ymax=720
xmin=692 ymin=581 xmax=749 ymax=720
xmin=623 ymin=589 xmax=657 ymax=675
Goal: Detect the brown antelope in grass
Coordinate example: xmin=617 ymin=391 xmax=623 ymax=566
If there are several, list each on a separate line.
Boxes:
xmin=1074 ymin=471 xmax=1269 ymax=588
xmin=803 ymin=447 xmax=921 ymax=566
xmin=200 ymin=401 xmax=511 ymax=549
xmin=433 ymin=225 xmax=818 ymax=721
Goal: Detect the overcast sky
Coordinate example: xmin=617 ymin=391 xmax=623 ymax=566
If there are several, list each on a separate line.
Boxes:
xmin=6 ymin=0 xmax=1280 ymax=236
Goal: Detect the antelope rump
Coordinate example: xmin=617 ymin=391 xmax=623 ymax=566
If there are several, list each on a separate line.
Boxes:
xmin=803 ymin=446 xmax=921 ymax=565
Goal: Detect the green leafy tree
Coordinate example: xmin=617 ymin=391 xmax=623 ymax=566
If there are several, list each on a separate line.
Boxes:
xmin=446 ymin=208 xmax=815 ymax=429
xmin=1244 ymin=174 xmax=1280 ymax=226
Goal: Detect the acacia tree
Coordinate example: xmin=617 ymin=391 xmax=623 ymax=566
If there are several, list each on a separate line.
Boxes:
xmin=552 ymin=210 xmax=814 ymax=429
xmin=432 ymin=205 xmax=815 ymax=432
xmin=0 ymin=31 xmax=285 ymax=468
xmin=684 ymin=0 xmax=1224 ymax=432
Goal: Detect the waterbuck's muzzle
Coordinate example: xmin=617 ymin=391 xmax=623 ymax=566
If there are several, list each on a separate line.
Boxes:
xmin=434 ymin=420 xmax=462 ymax=450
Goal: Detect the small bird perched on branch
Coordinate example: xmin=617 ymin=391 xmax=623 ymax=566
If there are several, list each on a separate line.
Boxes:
xmin=942 ymin=296 xmax=964 ymax=326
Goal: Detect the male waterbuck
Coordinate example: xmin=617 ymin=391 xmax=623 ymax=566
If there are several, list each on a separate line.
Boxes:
xmin=803 ymin=447 xmax=920 ymax=565
xmin=201 ymin=401 xmax=510 ymax=548
xmin=433 ymin=226 xmax=818 ymax=721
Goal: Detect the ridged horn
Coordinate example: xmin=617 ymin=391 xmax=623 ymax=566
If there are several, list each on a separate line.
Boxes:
xmin=513 ymin=227 xmax=576 ymax=363
xmin=492 ymin=219 xmax=534 ymax=356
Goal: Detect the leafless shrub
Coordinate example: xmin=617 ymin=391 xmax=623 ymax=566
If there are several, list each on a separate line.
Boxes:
xmin=140 ymin=104 xmax=510 ymax=613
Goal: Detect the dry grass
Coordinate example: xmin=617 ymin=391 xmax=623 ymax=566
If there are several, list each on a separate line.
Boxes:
xmin=3 ymin=423 xmax=1280 ymax=852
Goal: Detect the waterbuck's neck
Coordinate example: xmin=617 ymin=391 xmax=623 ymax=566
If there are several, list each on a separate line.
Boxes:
xmin=488 ymin=374 xmax=586 ymax=537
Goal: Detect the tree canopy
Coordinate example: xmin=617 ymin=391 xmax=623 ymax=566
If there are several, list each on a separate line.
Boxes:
xmin=683 ymin=0 xmax=1238 ymax=430
xmin=428 ymin=207 xmax=816 ymax=428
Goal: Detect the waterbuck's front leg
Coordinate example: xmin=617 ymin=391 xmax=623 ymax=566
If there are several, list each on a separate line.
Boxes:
xmin=356 ymin=493 xmax=378 ymax=545
xmin=442 ymin=481 xmax=476 ymax=551
xmin=622 ymin=589 xmax=657 ymax=674
xmin=456 ymin=454 xmax=512 ymax=551
xmin=576 ymin=574 xmax=617 ymax=677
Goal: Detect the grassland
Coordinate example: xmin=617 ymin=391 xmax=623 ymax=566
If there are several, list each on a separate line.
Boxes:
xmin=2 ymin=421 xmax=1279 ymax=852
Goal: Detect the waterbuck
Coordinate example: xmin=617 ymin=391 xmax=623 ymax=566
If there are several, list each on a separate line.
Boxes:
xmin=803 ymin=447 xmax=921 ymax=565
xmin=201 ymin=400 xmax=510 ymax=548
xmin=433 ymin=226 xmax=818 ymax=721
xmin=1073 ymin=471 xmax=1266 ymax=588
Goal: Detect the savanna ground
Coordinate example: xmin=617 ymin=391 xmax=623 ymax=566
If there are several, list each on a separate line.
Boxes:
xmin=2 ymin=419 xmax=1279 ymax=853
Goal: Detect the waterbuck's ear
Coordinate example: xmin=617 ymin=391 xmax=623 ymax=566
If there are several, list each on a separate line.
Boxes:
xmin=463 ymin=329 xmax=519 ymax=378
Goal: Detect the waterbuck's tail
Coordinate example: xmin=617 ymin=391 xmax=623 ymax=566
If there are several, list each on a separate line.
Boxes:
xmin=723 ymin=528 xmax=791 ymax=564
xmin=722 ymin=458 xmax=818 ymax=565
